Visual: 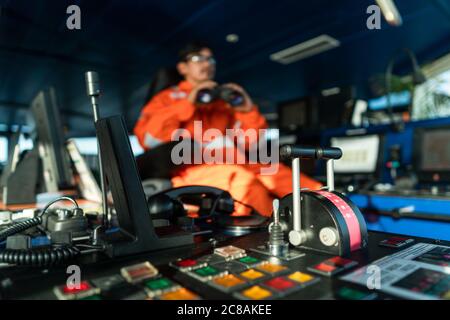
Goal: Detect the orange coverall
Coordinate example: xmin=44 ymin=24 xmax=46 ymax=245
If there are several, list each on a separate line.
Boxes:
xmin=134 ymin=80 xmax=322 ymax=216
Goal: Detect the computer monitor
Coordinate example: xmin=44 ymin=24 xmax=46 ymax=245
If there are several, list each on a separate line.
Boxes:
xmin=412 ymin=68 xmax=450 ymax=121
xmin=413 ymin=126 xmax=450 ymax=183
xmin=316 ymin=86 xmax=355 ymax=130
xmin=330 ymin=134 xmax=381 ymax=174
xmin=278 ymin=97 xmax=314 ymax=131
xmin=368 ymin=90 xmax=411 ymax=112
xmin=31 ymin=88 xmax=73 ymax=192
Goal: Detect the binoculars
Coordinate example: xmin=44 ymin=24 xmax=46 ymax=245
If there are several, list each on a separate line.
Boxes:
xmin=196 ymin=85 xmax=245 ymax=107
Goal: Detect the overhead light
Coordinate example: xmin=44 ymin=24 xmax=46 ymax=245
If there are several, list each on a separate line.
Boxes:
xmin=321 ymin=87 xmax=341 ymax=97
xmin=270 ymin=34 xmax=340 ymax=65
xmin=375 ymin=0 xmax=403 ymax=26
xmin=226 ymin=34 xmax=239 ymax=43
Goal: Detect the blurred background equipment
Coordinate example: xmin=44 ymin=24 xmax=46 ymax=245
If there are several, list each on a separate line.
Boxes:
xmin=31 ymin=87 xmax=74 ymax=192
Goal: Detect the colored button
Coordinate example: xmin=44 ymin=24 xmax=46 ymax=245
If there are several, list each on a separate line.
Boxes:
xmin=240 ymin=269 xmax=265 ymax=280
xmin=54 ymin=281 xmax=100 ymax=300
xmin=327 ymin=257 xmax=354 ymax=267
xmin=315 ymin=263 xmax=336 ymax=273
xmin=214 ymin=245 xmax=246 ymax=259
xmin=175 ymin=259 xmax=198 ymax=268
xmin=288 ymin=272 xmax=314 ymax=284
xmin=159 ymin=288 xmax=200 ymax=300
xmin=194 ymin=266 xmax=221 ymax=277
xmin=443 ymin=290 xmax=450 ymax=300
xmin=238 ymin=256 xmax=261 ymax=265
xmin=257 ymin=263 xmax=288 ymax=274
xmin=338 ymin=287 xmax=370 ymax=300
xmin=63 ymin=281 xmax=92 ymax=294
xmin=121 ymin=262 xmax=158 ymax=284
xmin=145 ymin=278 xmax=175 ymax=291
xmin=240 ymin=286 xmax=272 ymax=300
xmin=213 ymin=274 xmax=246 ymax=288
xmin=264 ymin=277 xmax=296 ymax=292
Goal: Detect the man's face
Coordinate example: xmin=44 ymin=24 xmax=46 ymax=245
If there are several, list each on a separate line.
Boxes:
xmin=178 ymin=48 xmax=216 ymax=83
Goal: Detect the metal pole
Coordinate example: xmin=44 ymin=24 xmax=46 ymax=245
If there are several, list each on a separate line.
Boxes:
xmin=85 ymin=71 xmax=108 ymax=229
xmin=292 ymin=157 xmax=301 ymax=232
xmin=326 ymin=159 xmax=335 ymax=192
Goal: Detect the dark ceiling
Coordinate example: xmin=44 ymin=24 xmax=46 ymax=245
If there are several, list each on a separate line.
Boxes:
xmin=0 ymin=0 xmax=450 ymax=135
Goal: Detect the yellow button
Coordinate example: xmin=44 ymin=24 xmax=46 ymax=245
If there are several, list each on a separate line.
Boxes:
xmin=443 ymin=290 xmax=450 ymax=300
xmin=288 ymin=272 xmax=314 ymax=283
xmin=240 ymin=269 xmax=265 ymax=280
xmin=159 ymin=288 xmax=199 ymax=300
xmin=213 ymin=274 xmax=246 ymax=288
xmin=257 ymin=263 xmax=287 ymax=274
xmin=241 ymin=285 xmax=272 ymax=300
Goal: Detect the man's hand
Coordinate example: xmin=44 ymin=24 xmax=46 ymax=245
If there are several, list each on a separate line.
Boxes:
xmin=222 ymin=83 xmax=254 ymax=112
xmin=187 ymin=80 xmax=218 ymax=105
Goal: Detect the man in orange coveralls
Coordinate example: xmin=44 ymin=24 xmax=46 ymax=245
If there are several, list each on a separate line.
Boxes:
xmin=134 ymin=42 xmax=321 ymax=217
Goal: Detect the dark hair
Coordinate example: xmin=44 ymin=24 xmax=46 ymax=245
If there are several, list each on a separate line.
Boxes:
xmin=142 ymin=41 xmax=212 ymax=106
xmin=178 ymin=41 xmax=212 ymax=62
xmin=143 ymin=67 xmax=183 ymax=106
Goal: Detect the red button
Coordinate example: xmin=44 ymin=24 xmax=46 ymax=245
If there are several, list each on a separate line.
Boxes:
xmin=264 ymin=277 xmax=296 ymax=291
xmin=315 ymin=263 xmax=336 ymax=273
xmin=63 ymin=281 xmax=91 ymax=294
xmin=176 ymin=259 xmax=198 ymax=267
xmin=327 ymin=257 xmax=353 ymax=267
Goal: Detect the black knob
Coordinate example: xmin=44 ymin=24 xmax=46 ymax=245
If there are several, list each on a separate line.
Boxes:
xmin=280 ymin=145 xmax=342 ymax=160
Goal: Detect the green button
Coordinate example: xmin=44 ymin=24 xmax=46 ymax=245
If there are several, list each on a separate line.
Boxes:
xmin=80 ymin=295 xmax=102 ymax=300
xmin=194 ymin=266 xmax=220 ymax=277
xmin=238 ymin=256 xmax=260 ymax=265
xmin=338 ymin=287 xmax=368 ymax=300
xmin=145 ymin=278 xmax=174 ymax=291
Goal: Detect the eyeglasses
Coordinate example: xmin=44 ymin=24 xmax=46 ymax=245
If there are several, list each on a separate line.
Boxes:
xmin=185 ymin=54 xmax=216 ymax=65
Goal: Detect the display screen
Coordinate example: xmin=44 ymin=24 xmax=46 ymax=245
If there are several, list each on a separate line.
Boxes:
xmin=420 ymin=128 xmax=450 ymax=171
xmin=0 ymin=136 xmax=7 ymax=163
xmin=278 ymin=98 xmax=309 ymax=130
xmin=368 ymin=90 xmax=411 ymax=111
xmin=331 ymin=134 xmax=380 ymax=174
xmin=412 ymin=69 xmax=450 ymax=121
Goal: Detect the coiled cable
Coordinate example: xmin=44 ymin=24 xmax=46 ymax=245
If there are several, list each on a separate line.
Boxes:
xmin=0 ymin=197 xmax=83 ymax=266
xmin=0 ymin=217 xmax=42 ymax=242
xmin=0 ymin=245 xmax=80 ymax=266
